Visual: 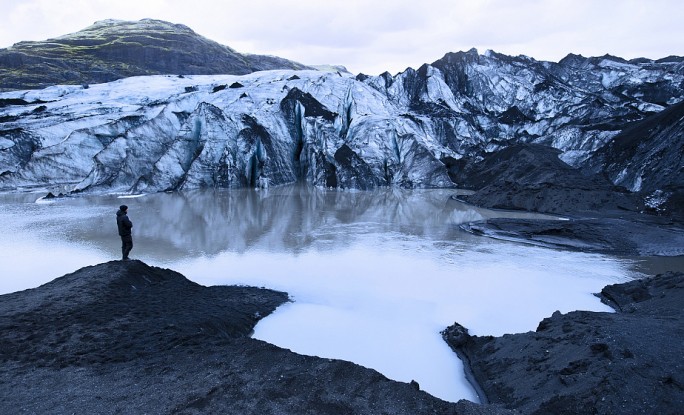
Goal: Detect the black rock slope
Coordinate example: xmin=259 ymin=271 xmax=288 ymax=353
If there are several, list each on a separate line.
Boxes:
xmin=0 ymin=260 xmax=513 ymax=415
xmin=586 ymin=98 xmax=684 ymax=219
xmin=457 ymin=143 xmax=642 ymax=215
xmin=0 ymin=19 xmax=309 ymax=91
xmin=587 ymin=99 xmax=684 ymax=193
xmin=443 ymin=272 xmax=684 ymax=415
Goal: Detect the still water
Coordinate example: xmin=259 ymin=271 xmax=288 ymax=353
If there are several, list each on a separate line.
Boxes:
xmin=0 ymin=185 xmax=639 ymax=402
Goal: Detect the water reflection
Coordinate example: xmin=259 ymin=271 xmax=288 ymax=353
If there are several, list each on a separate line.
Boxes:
xmin=135 ymin=186 xmax=465 ymax=256
xmin=35 ymin=185 xmax=551 ymax=259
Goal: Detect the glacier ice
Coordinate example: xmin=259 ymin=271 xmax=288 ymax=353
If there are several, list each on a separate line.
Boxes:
xmin=1 ymin=50 xmax=682 ymax=194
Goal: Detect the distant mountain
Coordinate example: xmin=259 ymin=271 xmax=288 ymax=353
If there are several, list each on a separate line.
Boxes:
xmin=0 ymin=19 xmax=311 ymax=91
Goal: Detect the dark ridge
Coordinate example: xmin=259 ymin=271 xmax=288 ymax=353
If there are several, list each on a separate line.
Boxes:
xmin=558 ymin=53 xmax=588 ymax=66
xmin=656 ymin=55 xmax=684 ymax=63
xmin=629 ymin=57 xmax=654 ymax=64
xmin=456 ymin=144 xmax=642 ymax=214
xmin=587 ymin=99 xmax=684 ymax=197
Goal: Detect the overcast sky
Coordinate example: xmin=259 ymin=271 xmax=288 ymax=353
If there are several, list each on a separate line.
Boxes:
xmin=2 ymin=0 xmax=682 ymax=75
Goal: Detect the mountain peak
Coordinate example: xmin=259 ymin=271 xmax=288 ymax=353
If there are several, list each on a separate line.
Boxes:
xmin=0 ymin=19 xmax=310 ymax=91
xmin=82 ymin=18 xmax=197 ymax=36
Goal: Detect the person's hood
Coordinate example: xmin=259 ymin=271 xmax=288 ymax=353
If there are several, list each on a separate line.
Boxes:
xmin=116 ymin=210 xmax=126 ymax=217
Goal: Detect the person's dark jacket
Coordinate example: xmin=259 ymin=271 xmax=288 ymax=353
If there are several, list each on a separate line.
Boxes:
xmin=116 ymin=209 xmax=133 ymax=236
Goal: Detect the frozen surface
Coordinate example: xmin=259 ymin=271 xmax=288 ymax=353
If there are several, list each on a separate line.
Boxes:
xmin=3 ymin=56 xmax=681 ymax=194
xmin=0 ymin=186 xmax=635 ymax=402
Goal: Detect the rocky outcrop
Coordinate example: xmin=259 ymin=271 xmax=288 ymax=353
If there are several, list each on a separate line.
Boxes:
xmin=0 ymin=19 xmax=310 ymax=91
xmin=586 ymin=99 xmax=684 ymax=193
xmin=0 ymin=260 xmax=514 ymax=415
xmin=442 ymin=272 xmax=684 ymax=415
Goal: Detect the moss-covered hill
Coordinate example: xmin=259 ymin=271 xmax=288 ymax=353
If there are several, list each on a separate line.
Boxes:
xmin=0 ymin=19 xmax=310 ymax=91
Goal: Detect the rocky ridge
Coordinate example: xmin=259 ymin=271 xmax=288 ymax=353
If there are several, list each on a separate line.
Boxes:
xmin=454 ymin=143 xmax=643 ymax=215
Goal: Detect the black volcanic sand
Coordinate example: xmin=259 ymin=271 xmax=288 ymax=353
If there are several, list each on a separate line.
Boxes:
xmin=0 ymin=260 xmax=514 ymax=415
xmin=442 ymin=271 xmax=684 ymax=414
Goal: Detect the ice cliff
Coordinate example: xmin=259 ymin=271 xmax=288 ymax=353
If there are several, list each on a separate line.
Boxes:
xmin=0 ymin=49 xmax=682 ymax=194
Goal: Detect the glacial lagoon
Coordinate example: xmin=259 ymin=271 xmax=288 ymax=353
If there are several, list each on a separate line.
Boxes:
xmin=0 ymin=185 xmax=641 ymax=402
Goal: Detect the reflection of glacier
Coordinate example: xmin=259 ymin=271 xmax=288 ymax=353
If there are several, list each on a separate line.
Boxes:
xmin=120 ymin=186 xmax=487 ymax=256
xmin=118 ymin=185 xmax=552 ymax=257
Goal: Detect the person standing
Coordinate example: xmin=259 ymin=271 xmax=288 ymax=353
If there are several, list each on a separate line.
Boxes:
xmin=116 ymin=205 xmax=133 ymax=260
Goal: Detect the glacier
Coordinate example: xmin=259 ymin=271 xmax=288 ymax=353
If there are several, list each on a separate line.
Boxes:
xmin=1 ymin=49 xmax=682 ymax=194
xmin=0 ymin=71 xmax=457 ymax=192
